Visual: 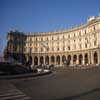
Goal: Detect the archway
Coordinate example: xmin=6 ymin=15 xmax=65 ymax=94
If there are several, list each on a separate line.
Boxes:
xmin=85 ymin=53 xmax=88 ymax=65
xmin=51 ymin=56 xmax=55 ymax=64
xmin=56 ymin=55 xmax=60 ymax=65
xmin=62 ymin=55 xmax=66 ymax=64
xmin=40 ymin=56 xmax=44 ymax=65
xmin=45 ymin=56 xmax=49 ymax=65
xmin=79 ymin=54 xmax=83 ymax=65
xmin=67 ymin=55 xmax=71 ymax=65
xmin=34 ymin=56 xmax=38 ymax=65
xmin=94 ymin=52 xmax=98 ymax=64
xmin=73 ymin=55 xmax=77 ymax=64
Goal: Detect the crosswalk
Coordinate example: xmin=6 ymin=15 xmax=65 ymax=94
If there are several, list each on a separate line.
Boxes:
xmin=0 ymin=81 xmax=32 ymax=100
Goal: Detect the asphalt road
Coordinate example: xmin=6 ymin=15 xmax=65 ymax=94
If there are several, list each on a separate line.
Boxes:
xmin=1 ymin=67 xmax=100 ymax=100
xmin=10 ymin=67 xmax=100 ymax=100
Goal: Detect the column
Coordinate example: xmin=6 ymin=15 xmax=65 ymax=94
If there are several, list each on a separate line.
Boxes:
xmin=44 ymin=56 xmax=45 ymax=65
xmin=82 ymin=54 xmax=85 ymax=65
xmin=71 ymin=54 xmax=73 ymax=65
xmin=89 ymin=52 xmax=92 ymax=65
xmin=88 ymin=52 xmax=91 ymax=65
xmin=32 ymin=55 xmax=34 ymax=65
xmin=76 ymin=54 xmax=79 ymax=65
xmin=98 ymin=50 xmax=100 ymax=65
xmin=91 ymin=51 xmax=94 ymax=65
xmin=60 ymin=55 xmax=62 ymax=66
xmin=55 ymin=56 xmax=56 ymax=65
xmin=49 ymin=56 xmax=51 ymax=65
xmin=38 ymin=56 xmax=40 ymax=65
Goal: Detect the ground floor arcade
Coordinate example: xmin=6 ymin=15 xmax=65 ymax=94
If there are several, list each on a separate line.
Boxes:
xmin=29 ymin=49 xmax=100 ymax=66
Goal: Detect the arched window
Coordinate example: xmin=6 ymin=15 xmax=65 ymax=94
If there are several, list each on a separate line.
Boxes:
xmin=45 ymin=56 xmax=49 ymax=64
xmin=56 ymin=55 xmax=60 ymax=65
xmin=94 ymin=52 xmax=98 ymax=64
xmin=79 ymin=54 xmax=83 ymax=65
xmin=40 ymin=56 xmax=44 ymax=65
xmin=73 ymin=55 xmax=77 ymax=64
xmin=51 ymin=56 xmax=55 ymax=64
xmin=85 ymin=53 xmax=88 ymax=64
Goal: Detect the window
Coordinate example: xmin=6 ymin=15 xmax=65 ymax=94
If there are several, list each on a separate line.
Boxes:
xmin=30 ymin=38 xmax=32 ymax=42
xmin=79 ymin=31 xmax=81 ymax=36
xmin=57 ymin=36 xmax=59 ymax=40
xmin=63 ymin=46 xmax=65 ymax=51
xmin=34 ymin=48 xmax=37 ymax=52
xmin=57 ymin=47 xmax=59 ymax=51
xmin=74 ymin=44 xmax=76 ymax=49
xmin=30 ymin=43 xmax=32 ymax=46
xmin=41 ymin=48 xmax=43 ymax=52
xmin=52 ymin=37 xmax=53 ymax=40
xmin=63 ymin=35 xmax=64 ymax=39
xmin=80 ymin=44 xmax=81 ymax=49
xmin=41 ymin=38 xmax=43 ymax=41
xmin=29 ymin=48 xmax=32 ymax=53
xmin=52 ymin=47 xmax=54 ymax=51
xmin=85 ymin=44 xmax=87 ymax=48
xmin=94 ymin=41 xmax=97 ymax=46
xmin=68 ymin=35 xmax=70 ymax=38
xmin=47 ymin=48 xmax=49 ymax=51
xmin=36 ymin=38 xmax=37 ymax=41
xmin=85 ymin=30 xmax=86 ymax=34
xmin=68 ymin=40 xmax=70 ymax=43
xmin=74 ymin=33 xmax=75 ymax=37
xmin=68 ymin=46 xmax=70 ymax=50
xmin=94 ymin=26 xmax=95 ymax=30
xmin=63 ymin=41 xmax=65 ymax=44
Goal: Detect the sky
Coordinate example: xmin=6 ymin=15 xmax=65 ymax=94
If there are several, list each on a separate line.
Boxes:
xmin=0 ymin=0 xmax=100 ymax=53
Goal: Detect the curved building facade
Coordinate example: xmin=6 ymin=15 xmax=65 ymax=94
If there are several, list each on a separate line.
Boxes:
xmin=6 ymin=16 xmax=100 ymax=66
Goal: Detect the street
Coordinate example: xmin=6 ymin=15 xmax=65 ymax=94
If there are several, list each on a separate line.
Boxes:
xmin=1 ymin=67 xmax=100 ymax=100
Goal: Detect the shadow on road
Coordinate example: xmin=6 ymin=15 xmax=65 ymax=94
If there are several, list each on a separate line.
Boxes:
xmin=55 ymin=88 xmax=100 ymax=100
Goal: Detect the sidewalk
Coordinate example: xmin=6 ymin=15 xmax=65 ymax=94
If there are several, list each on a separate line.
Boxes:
xmin=0 ymin=70 xmax=52 ymax=80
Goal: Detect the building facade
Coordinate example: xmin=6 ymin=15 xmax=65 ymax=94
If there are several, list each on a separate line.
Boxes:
xmin=6 ymin=16 xmax=100 ymax=66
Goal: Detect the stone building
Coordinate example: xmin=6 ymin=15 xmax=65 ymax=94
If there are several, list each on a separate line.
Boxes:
xmin=4 ymin=30 xmax=26 ymax=63
xmin=6 ymin=16 xmax=100 ymax=66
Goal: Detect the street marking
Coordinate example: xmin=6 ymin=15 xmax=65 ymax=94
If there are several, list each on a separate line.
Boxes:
xmin=0 ymin=82 xmax=31 ymax=100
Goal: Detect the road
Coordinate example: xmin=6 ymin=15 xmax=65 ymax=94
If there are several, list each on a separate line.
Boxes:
xmin=1 ymin=67 xmax=100 ymax=100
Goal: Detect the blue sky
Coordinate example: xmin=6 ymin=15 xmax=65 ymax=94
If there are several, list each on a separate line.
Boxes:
xmin=0 ymin=0 xmax=100 ymax=52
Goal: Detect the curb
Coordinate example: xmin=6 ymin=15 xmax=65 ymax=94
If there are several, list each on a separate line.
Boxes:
xmin=0 ymin=71 xmax=52 ymax=80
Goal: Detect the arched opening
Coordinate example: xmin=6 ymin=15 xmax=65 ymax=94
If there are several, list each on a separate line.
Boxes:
xmin=85 ymin=53 xmax=88 ymax=65
xmin=51 ymin=56 xmax=55 ymax=64
xmin=94 ymin=52 xmax=98 ymax=64
xmin=73 ymin=55 xmax=77 ymax=64
xmin=62 ymin=55 xmax=66 ymax=64
xmin=56 ymin=55 xmax=60 ymax=65
xmin=40 ymin=56 xmax=44 ymax=65
xmin=67 ymin=55 xmax=71 ymax=65
xmin=45 ymin=56 xmax=49 ymax=65
xmin=79 ymin=54 xmax=83 ymax=65
xmin=34 ymin=56 xmax=38 ymax=65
